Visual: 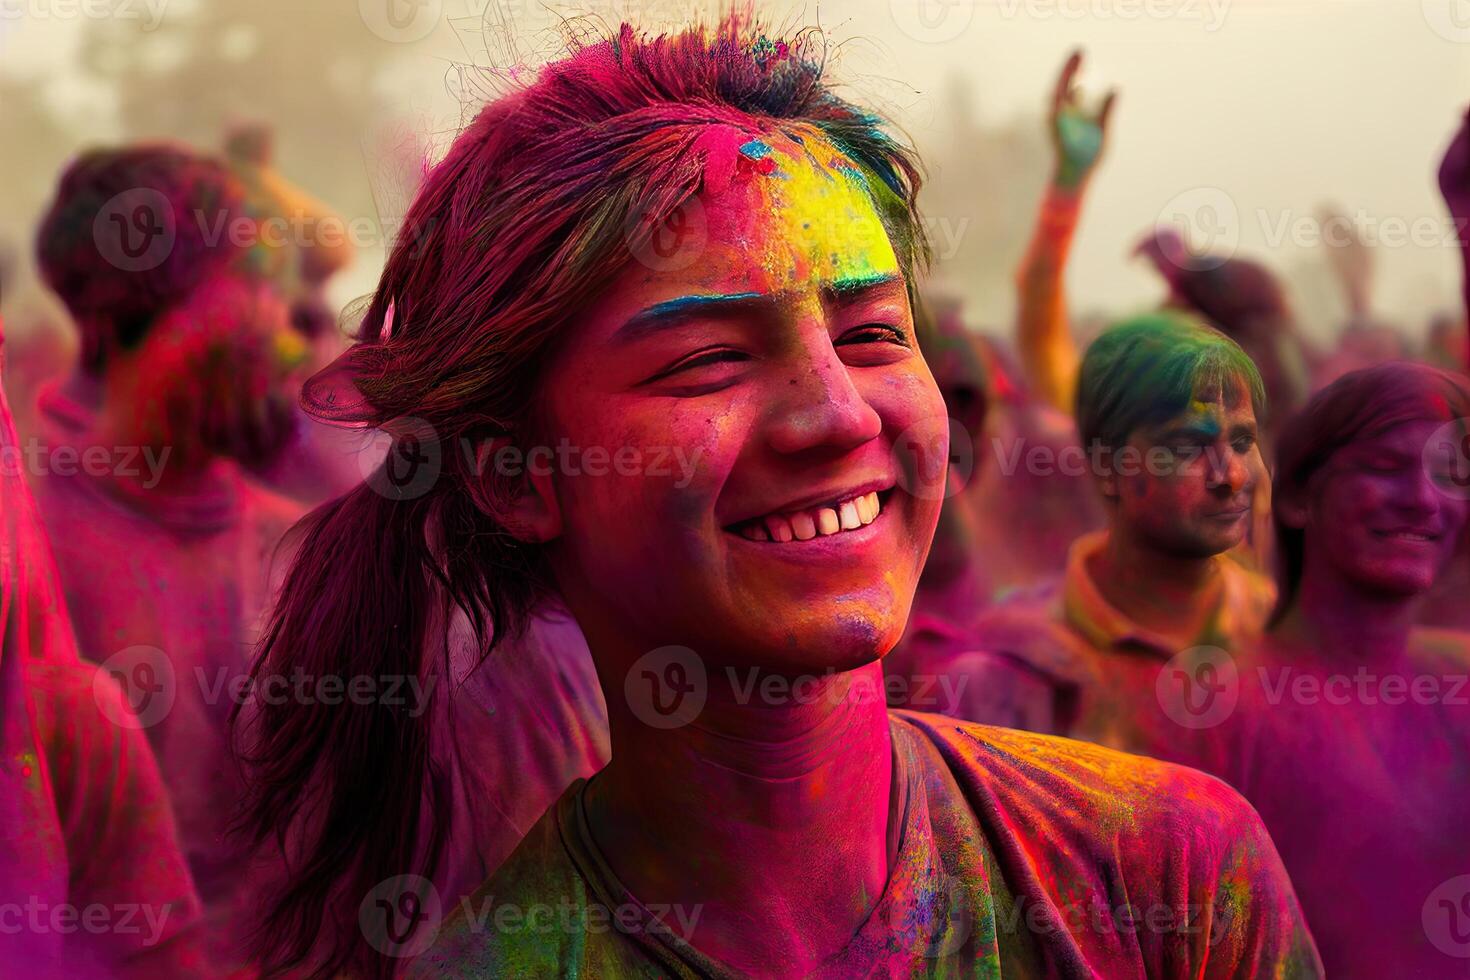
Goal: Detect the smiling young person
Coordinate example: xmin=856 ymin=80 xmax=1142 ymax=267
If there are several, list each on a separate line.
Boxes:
xmin=241 ymin=18 xmax=1320 ymax=978
xmin=939 ymin=313 xmax=1276 ymax=755
xmin=937 ymin=313 xmax=1278 ymax=757
xmin=1224 ymin=362 xmax=1470 ymax=977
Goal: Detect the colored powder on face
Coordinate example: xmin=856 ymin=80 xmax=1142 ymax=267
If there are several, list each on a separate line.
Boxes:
xmin=734 ymin=132 xmax=900 ymax=291
xmin=739 ymin=139 xmax=773 ymax=160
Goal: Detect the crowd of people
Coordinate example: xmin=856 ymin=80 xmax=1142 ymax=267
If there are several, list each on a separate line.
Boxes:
xmin=1 ymin=13 xmax=1468 ymax=979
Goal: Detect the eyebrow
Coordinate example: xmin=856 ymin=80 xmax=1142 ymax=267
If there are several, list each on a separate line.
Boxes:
xmin=612 ymin=273 xmax=905 ymax=344
xmin=612 ymin=292 xmax=769 ymax=344
xmin=824 ymin=272 xmax=904 ymax=298
xmin=1158 ymin=419 xmax=1222 ymax=441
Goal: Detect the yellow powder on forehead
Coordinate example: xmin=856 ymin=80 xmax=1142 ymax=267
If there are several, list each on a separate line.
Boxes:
xmin=736 ymin=131 xmax=899 ymax=289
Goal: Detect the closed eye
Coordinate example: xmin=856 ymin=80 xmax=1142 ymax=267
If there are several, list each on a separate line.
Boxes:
xmin=640 ymin=347 xmax=750 ymax=386
xmin=836 ymin=323 xmax=911 ymax=348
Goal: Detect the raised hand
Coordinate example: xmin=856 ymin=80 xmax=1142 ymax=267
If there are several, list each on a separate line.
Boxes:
xmin=1050 ymin=50 xmax=1117 ymax=189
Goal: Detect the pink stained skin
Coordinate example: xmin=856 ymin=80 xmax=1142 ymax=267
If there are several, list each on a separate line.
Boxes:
xmin=1090 ymin=385 xmax=1264 ymax=647
xmin=1235 ymin=414 xmax=1470 ymax=977
xmin=503 ymin=134 xmax=949 ymax=977
xmin=1283 ymin=418 xmax=1467 ymax=602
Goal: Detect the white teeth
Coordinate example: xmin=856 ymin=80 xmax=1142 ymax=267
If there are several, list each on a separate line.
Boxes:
xmin=735 ymin=490 xmax=886 ymax=543
xmin=816 ymin=507 xmax=840 ymax=535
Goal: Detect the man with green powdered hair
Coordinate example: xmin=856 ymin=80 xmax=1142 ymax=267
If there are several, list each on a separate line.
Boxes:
xmin=933 ymin=312 xmax=1277 ymax=769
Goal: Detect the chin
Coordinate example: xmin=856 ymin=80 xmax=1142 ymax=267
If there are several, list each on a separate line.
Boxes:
xmin=752 ymin=596 xmax=908 ymax=677
xmin=1161 ymin=532 xmax=1241 ymax=561
xmin=1350 ymin=563 xmax=1437 ymax=598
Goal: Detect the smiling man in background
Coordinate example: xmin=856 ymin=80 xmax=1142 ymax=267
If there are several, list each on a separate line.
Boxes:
xmin=940 ymin=312 xmax=1277 ymax=765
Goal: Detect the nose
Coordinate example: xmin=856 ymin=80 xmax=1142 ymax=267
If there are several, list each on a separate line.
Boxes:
xmin=764 ymin=321 xmax=882 ymax=457
xmin=1399 ymin=469 xmax=1442 ymax=519
xmin=1206 ymin=445 xmax=1252 ymax=495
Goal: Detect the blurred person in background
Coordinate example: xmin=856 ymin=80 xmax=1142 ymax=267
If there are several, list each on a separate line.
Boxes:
xmin=916 ymin=313 xmax=1277 ymax=755
xmin=31 ymin=143 xmax=305 ymax=973
xmin=1225 ymin=362 xmax=1470 ymax=978
xmin=0 ymin=312 xmax=209 ymax=979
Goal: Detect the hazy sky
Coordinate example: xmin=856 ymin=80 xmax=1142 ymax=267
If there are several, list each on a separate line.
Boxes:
xmin=4 ymin=0 xmax=1469 ymax=336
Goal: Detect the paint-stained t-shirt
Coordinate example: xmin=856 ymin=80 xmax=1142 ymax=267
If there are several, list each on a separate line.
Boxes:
xmin=411 ymin=711 xmax=1322 ymax=978
xmin=25 ymin=662 xmax=207 ymax=977
xmin=943 ymin=530 xmax=1276 ymax=765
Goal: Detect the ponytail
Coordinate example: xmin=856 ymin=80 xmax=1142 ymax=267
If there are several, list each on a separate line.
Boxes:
xmin=234 ymin=481 xmax=438 ymax=978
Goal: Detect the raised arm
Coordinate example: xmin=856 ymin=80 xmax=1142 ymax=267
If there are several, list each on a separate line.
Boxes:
xmin=1015 ymin=51 xmax=1116 ymax=413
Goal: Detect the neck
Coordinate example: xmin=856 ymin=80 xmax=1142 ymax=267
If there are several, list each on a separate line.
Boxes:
xmin=1276 ymin=556 xmax=1416 ymax=664
xmin=93 ymin=367 xmax=213 ymax=494
xmin=1090 ymin=524 xmax=1222 ymax=644
xmin=585 ymin=656 xmax=896 ymax=977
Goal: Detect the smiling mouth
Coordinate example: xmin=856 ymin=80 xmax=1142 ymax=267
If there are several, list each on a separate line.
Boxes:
xmin=728 ymin=489 xmax=890 ymax=543
xmin=1374 ymin=529 xmax=1439 ymax=542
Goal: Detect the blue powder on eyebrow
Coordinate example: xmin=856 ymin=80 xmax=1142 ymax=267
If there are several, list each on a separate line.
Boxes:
xmin=739 ymin=139 xmax=773 ymax=160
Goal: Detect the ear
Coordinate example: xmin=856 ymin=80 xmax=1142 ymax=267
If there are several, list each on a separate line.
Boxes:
xmin=466 ymin=436 xmax=563 ymax=544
